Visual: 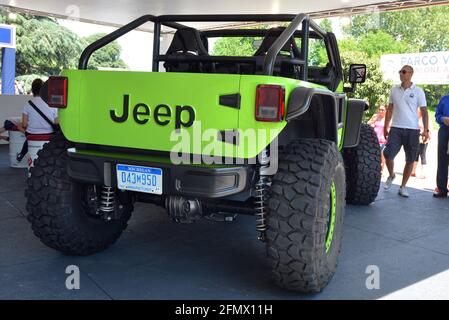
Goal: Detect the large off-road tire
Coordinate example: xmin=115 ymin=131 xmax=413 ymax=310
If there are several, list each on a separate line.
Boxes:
xmin=343 ymin=124 xmax=381 ymax=205
xmin=266 ymin=139 xmax=346 ymax=293
xmin=26 ymin=132 xmax=132 ymax=256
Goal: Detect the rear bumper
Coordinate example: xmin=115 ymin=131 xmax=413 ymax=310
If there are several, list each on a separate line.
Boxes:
xmin=66 ymin=148 xmax=255 ymax=198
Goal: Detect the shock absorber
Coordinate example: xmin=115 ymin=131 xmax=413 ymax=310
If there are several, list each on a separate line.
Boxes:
xmin=99 ymin=186 xmax=115 ymax=219
xmin=255 ymin=148 xmax=270 ymax=242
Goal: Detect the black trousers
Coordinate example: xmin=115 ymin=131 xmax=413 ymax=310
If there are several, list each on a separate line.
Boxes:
xmin=437 ymin=126 xmax=449 ymax=193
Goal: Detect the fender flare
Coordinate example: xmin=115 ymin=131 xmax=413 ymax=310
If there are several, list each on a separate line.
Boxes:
xmin=286 ymin=87 xmax=338 ymax=121
xmin=285 ymin=86 xmax=338 ymax=143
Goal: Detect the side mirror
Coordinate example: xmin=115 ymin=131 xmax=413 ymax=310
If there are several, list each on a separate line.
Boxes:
xmin=348 ymin=64 xmax=367 ymax=84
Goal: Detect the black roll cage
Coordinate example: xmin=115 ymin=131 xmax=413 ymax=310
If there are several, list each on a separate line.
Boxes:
xmin=78 ymin=14 xmax=334 ymax=81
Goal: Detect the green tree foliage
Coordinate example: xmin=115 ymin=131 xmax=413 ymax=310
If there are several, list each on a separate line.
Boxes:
xmin=212 ymin=36 xmax=258 ymax=56
xmin=83 ymin=33 xmax=127 ymax=70
xmin=308 ymin=38 xmax=328 ymax=67
xmin=212 ymin=25 xmax=268 ymax=56
xmin=345 ymin=6 xmax=449 ymax=52
xmin=318 ymin=19 xmax=332 ymax=33
xmin=16 ymin=74 xmax=48 ymax=93
xmin=340 ymin=50 xmax=392 ymax=119
xmin=357 ymin=30 xmax=412 ymax=56
xmin=336 ymin=31 xmax=409 ymax=119
xmin=422 ymin=85 xmax=449 ymax=109
xmin=212 ymin=19 xmax=333 ymax=63
xmin=0 ymin=11 xmax=127 ymax=77
xmin=0 ymin=11 xmax=84 ymax=76
xmin=308 ymin=19 xmax=332 ymax=66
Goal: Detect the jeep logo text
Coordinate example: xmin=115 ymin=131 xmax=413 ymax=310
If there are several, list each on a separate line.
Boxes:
xmin=110 ymin=94 xmax=195 ymax=129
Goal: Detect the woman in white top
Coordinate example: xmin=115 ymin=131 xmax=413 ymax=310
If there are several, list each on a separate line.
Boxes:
xmin=18 ymin=79 xmax=58 ymax=134
xmin=16 ymin=79 xmax=59 ymax=161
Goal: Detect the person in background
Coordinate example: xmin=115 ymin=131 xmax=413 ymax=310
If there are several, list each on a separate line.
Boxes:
xmin=15 ymin=79 xmax=58 ymax=161
xmin=368 ymin=105 xmax=387 ymax=174
xmin=433 ymin=94 xmax=449 ymax=197
xmin=411 ymin=108 xmax=430 ymax=179
xmin=0 ymin=120 xmax=18 ymax=141
xmin=17 ymin=79 xmax=58 ymax=134
xmin=383 ymin=65 xmax=429 ymax=198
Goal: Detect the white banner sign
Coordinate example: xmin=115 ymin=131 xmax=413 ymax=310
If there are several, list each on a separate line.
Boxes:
xmin=380 ymin=52 xmax=449 ymax=85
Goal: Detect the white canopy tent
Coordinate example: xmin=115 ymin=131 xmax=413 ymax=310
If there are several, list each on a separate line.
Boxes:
xmin=1 ymin=0 xmax=448 ymax=30
xmin=1 ymin=0 xmax=448 ymax=77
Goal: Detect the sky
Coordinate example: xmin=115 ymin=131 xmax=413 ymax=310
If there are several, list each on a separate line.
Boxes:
xmin=59 ymin=19 xmax=154 ymax=71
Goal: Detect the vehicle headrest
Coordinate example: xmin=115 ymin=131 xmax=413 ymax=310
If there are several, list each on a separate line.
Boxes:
xmin=254 ymin=27 xmax=301 ymax=57
xmin=166 ymin=28 xmax=209 ymax=56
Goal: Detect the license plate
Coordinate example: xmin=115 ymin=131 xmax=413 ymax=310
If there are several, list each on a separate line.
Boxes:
xmin=116 ymin=164 xmax=162 ymax=194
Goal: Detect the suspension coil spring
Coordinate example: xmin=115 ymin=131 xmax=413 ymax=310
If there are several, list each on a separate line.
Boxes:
xmin=99 ymin=186 xmax=116 ymax=214
xmin=255 ymin=148 xmax=270 ymax=242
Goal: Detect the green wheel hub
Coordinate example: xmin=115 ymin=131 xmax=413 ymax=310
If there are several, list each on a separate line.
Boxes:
xmin=325 ymin=182 xmax=337 ymax=253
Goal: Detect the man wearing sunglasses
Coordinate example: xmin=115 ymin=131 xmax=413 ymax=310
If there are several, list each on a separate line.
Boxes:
xmin=383 ymin=65 xmax=429 ymax=197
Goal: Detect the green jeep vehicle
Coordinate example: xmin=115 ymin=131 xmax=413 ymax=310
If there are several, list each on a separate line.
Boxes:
xmin=26 ymin=13 xmax=381 ymax=293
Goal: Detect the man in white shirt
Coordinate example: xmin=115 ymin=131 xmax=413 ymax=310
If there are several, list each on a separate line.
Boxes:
xmin=383 ymin=65 xmax=429 ymax=197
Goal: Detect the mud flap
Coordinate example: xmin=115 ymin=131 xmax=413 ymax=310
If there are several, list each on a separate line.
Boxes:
xmin=342 ymin=99 xmax=368 ymax=148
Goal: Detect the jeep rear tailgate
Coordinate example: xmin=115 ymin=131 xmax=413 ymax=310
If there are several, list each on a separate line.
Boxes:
xmin=60 ymin=70 xmax=241 ymax=157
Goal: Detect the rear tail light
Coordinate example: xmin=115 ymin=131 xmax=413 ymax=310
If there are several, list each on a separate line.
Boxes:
xmin=47 ymin=76 xmax=68 ymax=108
xmin=255 ymin=84 xmax=285 ymax=122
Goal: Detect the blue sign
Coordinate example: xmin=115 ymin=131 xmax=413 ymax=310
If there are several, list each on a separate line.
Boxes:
xmin=0 ymin=24 xmax=16 ymax=94
xmin=0 ymin=25 xmax=16 ymax=48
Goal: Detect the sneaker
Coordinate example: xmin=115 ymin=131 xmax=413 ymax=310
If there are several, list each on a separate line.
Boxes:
xmin=384 ymin=175 xmax=396 ymax=190
xmin=398 ymin=186 xmax=409 ymax=197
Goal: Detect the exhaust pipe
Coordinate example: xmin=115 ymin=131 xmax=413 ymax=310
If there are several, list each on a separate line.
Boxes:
xmin=165 ymin=196 xmax=256 ymax=224
xmin=165 ymin=196 xmax=203 ymax=224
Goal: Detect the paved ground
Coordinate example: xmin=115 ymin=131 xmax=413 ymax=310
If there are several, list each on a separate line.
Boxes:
xmin=1 ymin=137 xmax=449 ymax=300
